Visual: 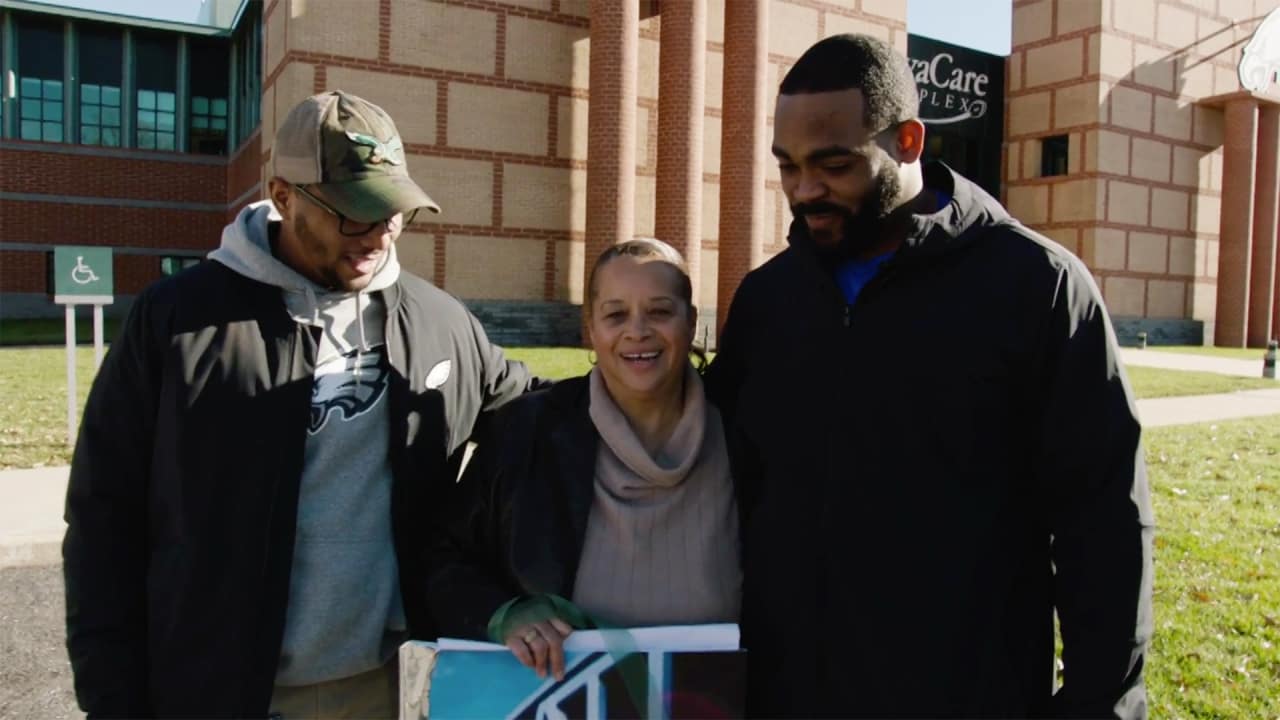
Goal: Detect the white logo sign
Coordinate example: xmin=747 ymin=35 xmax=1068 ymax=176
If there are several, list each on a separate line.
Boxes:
xmin=1240 ymin=9 xmax=1280 ymax=93
xmin=909 ymin=52 xmax=991 ymax=125
xmin=70 ymin=255 xmax=100 ymax=285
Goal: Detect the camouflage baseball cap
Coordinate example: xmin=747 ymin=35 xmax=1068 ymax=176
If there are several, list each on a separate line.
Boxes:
xmin=271 ymin=90 xmax=440 ymax=222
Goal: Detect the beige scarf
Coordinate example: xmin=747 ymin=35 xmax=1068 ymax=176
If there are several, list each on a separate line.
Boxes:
xmin=572 ymin=365 xmax=742 ymax=627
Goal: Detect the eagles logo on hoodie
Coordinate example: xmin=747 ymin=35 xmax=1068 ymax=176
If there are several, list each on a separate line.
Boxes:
xmin=308 ymin=347 xmax=390 ymax=435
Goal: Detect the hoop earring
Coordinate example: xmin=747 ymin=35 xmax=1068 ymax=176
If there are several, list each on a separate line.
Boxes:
xmin=587 ymin=350 xmax=597 ymax=366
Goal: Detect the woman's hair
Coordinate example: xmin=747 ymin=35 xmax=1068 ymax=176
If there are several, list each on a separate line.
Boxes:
xmin=585 ymin=237 xmax=707 ymax=369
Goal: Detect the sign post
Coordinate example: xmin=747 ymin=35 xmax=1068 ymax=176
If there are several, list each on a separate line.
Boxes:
xmin=53 ymin=246 xmax=114 ymax=445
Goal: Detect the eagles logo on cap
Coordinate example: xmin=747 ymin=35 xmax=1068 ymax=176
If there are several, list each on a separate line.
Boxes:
xmin=271 ymin=90 xmax=440 ymax=223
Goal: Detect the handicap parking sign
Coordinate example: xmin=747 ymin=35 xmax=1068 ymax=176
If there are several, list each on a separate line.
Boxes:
xmin=53 ymin=246 xmax=113 ymax=303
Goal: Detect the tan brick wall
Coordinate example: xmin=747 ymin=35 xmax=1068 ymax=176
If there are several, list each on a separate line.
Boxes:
xmin=1106 ymin=276 xmax=1148 ymax=315
xmin=553 ymin=240 xmax=586 ymax=303
xmin=388 ymin=1 xmax=497 ymax=75
xmin=1128 ymin=231 xmax=1169 ymax=273
xmin=503 ymin=164 xmax=585 ymax=232
xmin=505 ymin=16 xmax=590 ymax=88
xmin=1083 ymin=227 xmax=1128 ymax=270
xmin=397 ymin=231 xmax=436 ymax=281
xmin=1147 ymin=279 xmax=1186 ymax=317
xmin=1052 ymin=179 xmax=1102 ymax=223
xmin=412 ymin=156 xmax=494 ymax=228
xmin=1007 ymin=0 xmax=1263 ymax=324
xmin=289 ymin=0 xmax=380 ymax=60
xmin=1025 ymin=39 xmax=1085 ymax=88
xmin=769 ymin=2 xmax=820 ymax=60
xmin=445 ymin=235 xmax=546 ymax=300
xmin=449 ymin=85 xmax=549 ymax=156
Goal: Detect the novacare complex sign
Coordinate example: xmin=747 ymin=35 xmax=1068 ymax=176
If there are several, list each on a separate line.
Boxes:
xmin=906 ymin=36 xmax=1004 ymax=131
xmin=908 ymin=51 xmax=991 ymax=123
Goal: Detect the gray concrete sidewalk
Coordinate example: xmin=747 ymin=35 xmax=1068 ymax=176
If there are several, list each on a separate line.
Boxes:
xmin=1136 ymin=387 xmax=1280 ymax=428
xmin=1 ymin=466 xmax=68 ymax=569
xmin=1121 ymin=347 xmax=1271 ymax=378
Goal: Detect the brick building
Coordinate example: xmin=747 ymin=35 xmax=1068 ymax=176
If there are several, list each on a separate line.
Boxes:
xmin=2 ymin=0 xmax=1279 ymax=347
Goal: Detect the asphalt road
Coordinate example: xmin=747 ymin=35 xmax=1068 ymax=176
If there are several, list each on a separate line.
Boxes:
xmin=0 ymin=565 xmax=81 ymax=719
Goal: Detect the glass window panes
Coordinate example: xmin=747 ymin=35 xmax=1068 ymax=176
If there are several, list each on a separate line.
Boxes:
xmin=16 ymin=17 xmax=64 ymax=143
xmin=18 ymin=79 xmax=63 ymax=142
xmin=138 ymin=90 xmax=156 ymax=110
xmin=78 ymin=24 xmax=124 ymax=147
xmin=1041 ymin=135 xmax=1070 ymax=178
xmin=157 ymin=92 xmax=175 ymax=113
xmin=188 ymin=38 xmax=231 ymax=154
xmin=79 ymin=83 xmax=122 ymax=147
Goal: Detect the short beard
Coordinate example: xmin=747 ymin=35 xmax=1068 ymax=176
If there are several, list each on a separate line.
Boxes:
xmin=793 ymin=163 xmax=902 ymax=261
xmin=292 ymin=212 xmax=345 ymax=290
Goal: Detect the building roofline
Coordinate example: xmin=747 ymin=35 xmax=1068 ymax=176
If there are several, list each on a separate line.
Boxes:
xmin=0 ymin=0 xmax=251 ymax=36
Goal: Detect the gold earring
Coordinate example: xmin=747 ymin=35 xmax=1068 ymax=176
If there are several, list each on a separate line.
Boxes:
xmin=587 ymin=350 xmax=597 ymax=366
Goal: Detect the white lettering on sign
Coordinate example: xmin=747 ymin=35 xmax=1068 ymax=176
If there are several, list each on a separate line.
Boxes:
xmin=1239 ymin=8 xmax=1280 ymax=93
xmin=908 ymin=51 xmax=991 ymax=125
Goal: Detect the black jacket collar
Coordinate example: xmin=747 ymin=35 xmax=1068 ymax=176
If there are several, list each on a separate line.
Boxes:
xmin=786 ymin=161 xmax=1014 ymax=267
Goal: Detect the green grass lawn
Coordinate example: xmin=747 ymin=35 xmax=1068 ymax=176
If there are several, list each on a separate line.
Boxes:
xmin=0 ymin=345 xmax=1277 ymax=713
xmin=504 ymin=346 xmax=594 ymax=380
xmin=0 ymin=317 xmax=122 ymax=346
xmin=1127 ymin=366 xmax=1279 ymax=399
xmin=1147 ymin=345 xmax=1271 ymax=361
xmin=1144 ymin=415 xmax=1280 ymax=717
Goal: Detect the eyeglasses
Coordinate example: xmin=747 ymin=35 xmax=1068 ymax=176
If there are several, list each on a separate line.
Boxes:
xmin=292 ymin=184 xmax=418 ymax=237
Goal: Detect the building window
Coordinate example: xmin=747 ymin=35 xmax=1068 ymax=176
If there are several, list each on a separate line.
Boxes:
xmin=17 ymin=17 xmax=65 ymax=143
xmin=1041 ymin=135 xmax=1069 ymax=177
xmin=160 ymin=256 xmax=201 ymax=275
xmin=78 ymin=24 xmax=124 ymax=147
xmin=190 ymin=40 xmax=230 ymax=154
xmin=235 ymin=5 xmax=262 ymax=146
xmin=135 ymin=33 xmax=177 ymax=151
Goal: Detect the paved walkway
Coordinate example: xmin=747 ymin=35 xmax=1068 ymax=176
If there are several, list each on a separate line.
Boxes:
xmin=0 ymin=466 xmax=68 ymax=569
xmin=4 ymin=350 xmax=1278 ymax=568
xmin=1120 ymin=347 xmax=1268 ymax=378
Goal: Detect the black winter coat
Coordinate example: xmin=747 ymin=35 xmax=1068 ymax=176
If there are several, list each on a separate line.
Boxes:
xmin=63 ymin=261 xmax=537 ymax=718
xmin=706 ymin=163 xmax=1153 ymax=719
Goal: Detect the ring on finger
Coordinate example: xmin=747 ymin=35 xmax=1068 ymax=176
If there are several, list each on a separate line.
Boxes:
xmin=523 ymin=629 xmax=538 ymax=644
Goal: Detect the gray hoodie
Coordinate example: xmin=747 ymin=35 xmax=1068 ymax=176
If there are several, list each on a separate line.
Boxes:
xmin=209 ymin=200 xmax=408 ymax=686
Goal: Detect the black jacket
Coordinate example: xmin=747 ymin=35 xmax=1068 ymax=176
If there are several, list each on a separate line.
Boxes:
xmin=63 ymin=261 xmax=537 ymax=718
xmin=706 ymin=163 xmax=1153 ymax=718
xmin=426 ymin=376 xmax=604 ymax=640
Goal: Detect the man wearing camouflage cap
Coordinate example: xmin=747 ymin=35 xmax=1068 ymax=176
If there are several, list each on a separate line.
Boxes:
xmin=64 ymin=91 xmax=541 ymax=719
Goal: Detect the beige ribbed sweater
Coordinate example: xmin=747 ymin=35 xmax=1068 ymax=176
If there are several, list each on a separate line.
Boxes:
xmin=572 ymin=365 xmax=742 ymax=628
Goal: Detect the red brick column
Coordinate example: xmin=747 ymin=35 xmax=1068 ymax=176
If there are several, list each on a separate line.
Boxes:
xmin=655 ymin=0 xmax=706 ymax=308
xmin=716 ymin=0 xmax=768 ymax=338
xmin=1215 ymin=99 xmax=1259 ymax=347
xmin=585 ymin=0 xmax=639 ymax=280
xmin=1252 ymin=104 xmax=1280 ymax=346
